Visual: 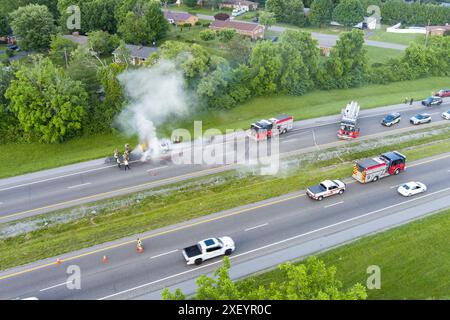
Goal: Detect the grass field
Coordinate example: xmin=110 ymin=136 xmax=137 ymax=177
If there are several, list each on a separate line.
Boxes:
xmin=365 ymin=45 xmax=404 ymax=65
xmin=367 ymin=26 xmax=426 ymax=46
xmin=1 ymin=76 xmax=448 ymax=179
xmin=245 ymin=208 xmax=450 ymax=299
xmin=0 ymin=133 xmax=448 ymax=271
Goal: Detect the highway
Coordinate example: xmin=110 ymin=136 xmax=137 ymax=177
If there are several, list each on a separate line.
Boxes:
xmin=0 ymin=153 xmax=449 ymax=300
xmin=0 ymin=101 xmax=449 ymax=222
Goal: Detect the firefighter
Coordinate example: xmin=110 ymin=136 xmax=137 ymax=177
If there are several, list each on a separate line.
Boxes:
xmin=113 ymin=149 xmax=121 ymax=169
xmin=137 ymin=238 xmax=143 ymax=250
xmin=123 ymin=151 xmax=130 ymax=171
xmin=409 ymin=97 xmax=414 ymax=105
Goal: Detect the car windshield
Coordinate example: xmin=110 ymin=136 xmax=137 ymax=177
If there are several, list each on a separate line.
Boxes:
xmin=402 ymin=185 xmax=410 ymax=190
xmin=416 ymin=114 xmax=425 ymax=119
xmin=385 ymin=115 xmax=394 ymax=121
xmin=318 ymin=184 xmax=328 ymax=191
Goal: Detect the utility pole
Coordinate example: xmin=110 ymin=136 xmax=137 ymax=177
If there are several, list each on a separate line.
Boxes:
xmin=424 ymin=19 xmax=430 ymax=47
xmin=64 ymin=48 xmax=68 ymax=68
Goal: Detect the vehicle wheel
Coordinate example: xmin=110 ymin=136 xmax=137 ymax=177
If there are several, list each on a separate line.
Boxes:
xmin=225 ymin=249 xmax=232 ymax=256
xmin=283 ymin=129 xmax=287 ymax=134
xmin=338 ymin=189 xmax=345 ymax=195
xmin=372 ymin=176 xmax=379 ymax=182
xmin=394 ymin=168 xmax=400 ymax=175
xmin=194 ymin=258 xmax=203 ymax=265
xmin=318 ymin=196 xmax=323 ymax=201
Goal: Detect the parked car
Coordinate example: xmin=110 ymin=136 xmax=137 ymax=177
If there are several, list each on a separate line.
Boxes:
xmin=436 ymin=89 xmax=450 ymax=98
xmin=410 ymin=113 xmax=431 ymax=125
xmin=252 ymin=16 xmax=259 ymax=23
xmin=397 ymin=181 xmax=427 ymax=197
xmin=182 ymin=237 xmax=235 ymax=265
xmin=306 ymin=180 xmax=346 ymax=201
xmin=421 ymin=96 xmax=443 ymax=107
xmin=381 ymin=112 xmax=401 ymax=127
xmin=442 ymin=110 xmax=450 ymax=120
xmin=7 ymin=44 xmax=19 ymax=51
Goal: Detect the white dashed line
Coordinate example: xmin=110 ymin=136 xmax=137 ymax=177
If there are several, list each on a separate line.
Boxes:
xmin=245 ymin=223 xmax=269 ymax=232
xmin=67 ymin=182 xmax=91 ymax=189
xmin=147 ymin=166 xmax=169 ymax=172
xmin=149 ymin=250 xmax=178 ymax=259
xmin=324 ymin=201 xmax=344 ymax=208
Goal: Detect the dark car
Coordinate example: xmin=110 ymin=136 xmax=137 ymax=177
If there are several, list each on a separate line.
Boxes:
xmin=7 ymin=44 xmax=19 ymax=51
xmin=421 ymin=96 xmax=443 ymax=107
xmin=381 ymin=112 xmax=401 ymax=127
xmin=252 ymin=16 xmax=259 ymax=23
xmin=437 ymin=89 xmax=450 ymax=98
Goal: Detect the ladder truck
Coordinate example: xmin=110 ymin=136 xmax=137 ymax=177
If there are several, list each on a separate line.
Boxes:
xmin=337 ymin=101 xmax=360 ymax=139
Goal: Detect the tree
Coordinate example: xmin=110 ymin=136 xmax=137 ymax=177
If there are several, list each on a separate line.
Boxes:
xmin=117 ymin=0 xmax=169 ymax=45
xmin=5 ymin=57 xmax=88 ymax=143
xmin=332 ymin=0 xmax=365 ymax=28
xmin=10 ymin=4 xmax=56 ymax=51
xmin=259 ymin=12 xmax=276 ymax=30
xmin=88 ymin=30 xmax=120 ymax=56
xmin=67 ymin=47 xmax=101 ymax=96
xmin=49 ymin=34 xmax=77 ymax=67
xmin=199 ymin=29 xmax=216 ymax=41
xmin=217 ymin=28 xmax=236 ymax=42
xmin=266 ymin=0 xmax=306 ymax=27
xmin=320 ymin=29 xmax=368 ymax=89
xmin=309 ymin=0 xmax=334 ymax=27
xmin=0 ymin=13 xmax=11 ymax=36
xmin=184 ymin=0 xmax=198 ymax=8
xmin=249 ymin=40 xmax=282 ymax=96
xmin=226 ymin=35 xmax=253 ymax=66
xmin=82 ymin=0 xmax=120 ymax=34
xmin=163 ymin=257 xmax=368 ymax=300
xmin=111 ymin=40 xmax=132 ymax=66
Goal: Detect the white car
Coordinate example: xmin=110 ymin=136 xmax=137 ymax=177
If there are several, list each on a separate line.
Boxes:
xmin=410 ymin=113 xmax=431 ymax=125
xmin=442 ymin=110 xmax=450 ymax=120
xmin=182 ymin=237 xmax=235 ymax=265
xmin=397 ymin=181 xmax=427 ymax=197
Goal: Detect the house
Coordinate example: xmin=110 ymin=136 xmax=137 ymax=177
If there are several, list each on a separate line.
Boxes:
xmin=209 ymin=20 xmax=265 ymax=40
xmin=164 ymin=11 xmax=199 ymax=26
xmin=112 ymin=44 xmax=158 ymax=65
xmin=426 ymin=24 xmax=450 ymax=36
xmin=220 ymin=0 xmax=259 ymax=11
xmin=63 ymin=32 xmax=89 ymax=46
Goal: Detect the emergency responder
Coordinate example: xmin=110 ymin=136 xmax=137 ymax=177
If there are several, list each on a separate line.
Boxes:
xmin=123 ymin=151 xmax=130 ymax=171
xmin=409 ymin=97 xmax=414 ymax=105
xmin=137 ymin=238 xmax=143 ymax=250
xmin=113 ymin=149 xmax=121 ymax=169
xmin=124 ymin=143 xmax=130 ymax=154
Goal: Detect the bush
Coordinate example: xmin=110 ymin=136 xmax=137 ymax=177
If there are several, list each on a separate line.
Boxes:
xmin=199 ymin=29 xmax=216 ymax=41
xmin=195 ymin=21 xmax=202 ymax=26
xmin=202 ymin=22 xmax=211 ymax=27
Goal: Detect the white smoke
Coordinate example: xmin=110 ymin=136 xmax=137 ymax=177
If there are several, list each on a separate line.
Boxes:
xmin=116 ymin=60 xmax=190 ymax=160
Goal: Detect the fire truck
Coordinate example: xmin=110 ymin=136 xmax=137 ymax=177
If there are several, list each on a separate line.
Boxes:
xmin=337 ymin=101 xmax=360 ymax=139
xmin=249 ymin=114 xmax=294 ymax=141
xmin=353 ymin=151 xmax=406 ymax=183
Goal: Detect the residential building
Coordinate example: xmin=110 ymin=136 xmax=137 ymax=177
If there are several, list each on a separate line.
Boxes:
xmin=112 ymin=44 xmax=158 ymax=65
xmin=164 ymin=11 xmax=199 ymax=26
xmin=209 ymin=20 xmax=265 ymax=40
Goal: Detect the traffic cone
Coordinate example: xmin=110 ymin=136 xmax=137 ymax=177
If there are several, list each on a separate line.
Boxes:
xmin=56 ymin=258 xmax=62 ymax=265
xmin=137 ymin=246 xmax=144 ymax=253
xmin=102 ymin=255 xmax=108 ymax=263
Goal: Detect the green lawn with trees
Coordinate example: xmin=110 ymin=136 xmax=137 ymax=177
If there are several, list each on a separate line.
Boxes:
xmin=245 ymin=208 xmax=450 ymax=299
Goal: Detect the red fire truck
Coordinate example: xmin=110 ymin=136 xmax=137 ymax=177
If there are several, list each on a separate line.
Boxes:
xmin=338 ymin=101 xmax=360 ymax=139
xmin=353 ymin=151 xmax=406 ymax=183
xmin=249 ymin=114 xmax=294 ymax=141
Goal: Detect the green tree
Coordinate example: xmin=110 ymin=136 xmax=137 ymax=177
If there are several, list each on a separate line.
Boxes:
xmin=10 ymin=4 xmax=56 ymax=51
xmin=249 ymin=40 xmax=282 ymax=96
xmin=266 ymin=0 xmax=306 ymax=27
xmin=184 ymin=0 xmax=198 ymax=8
xmin=5 ymin=57 xmax=88 ymax=143
xmin=117 ymin=0 xmax=168 ymax=45
xmin=82 ymin=0 xmax=120 ymax=34
xmin=199 ymin=29 xmax=216 ymax=41
xmin=309 ymin=0 xmax=334 ymax=27
xmin=217 ymin=28 xmax=236 ymax=42
xmin=88 ymin=30 xmax=120 ymax=56
xmin=226 ymin=35 xmax=253 ymax=66
xmin=320 ymin=29 xmax=368 ymax=89
xmin=332 ymin=0 xmax=365 ymax=28
xmin=66 ymin=47 xmax=101 ymax=96
xmin=163 ymin=257 xmax=368 ymax=300
xmin=49 ymin=34 xmax=77 ymax=67
xmin=113 ymin=40 xmax=132 ymax=66
xmin=0 ymin=13 xmax=11 ymax=36
xmin=259 ymin=11 xmax=276 ymax=30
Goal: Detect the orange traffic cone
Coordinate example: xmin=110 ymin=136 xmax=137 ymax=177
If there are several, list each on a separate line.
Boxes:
xmin=56 ymin=258 xmax=62 ymax=265
xmin=102 ymin=255 xmax=108 ymax=263
xmin=137 ymin=246 xmax=144 ymax=253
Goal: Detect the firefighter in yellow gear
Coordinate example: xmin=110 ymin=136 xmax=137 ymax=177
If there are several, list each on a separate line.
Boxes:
xmin=137 ymin=238 xmax=143 ymax=250
xmin=114 ymin=149 xmax=121 ymax=168
xmin=123 ymin=151 xmax=130 ymax=171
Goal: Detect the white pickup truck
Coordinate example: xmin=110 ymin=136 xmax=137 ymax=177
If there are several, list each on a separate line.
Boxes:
xmin=182 ymin=237 xmax=235 ymax=265
xmin=306 ymin=179 xmax=346 ymax=201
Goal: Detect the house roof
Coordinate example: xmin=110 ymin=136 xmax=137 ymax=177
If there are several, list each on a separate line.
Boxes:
xmin=210 ymin=20 xmax=262 ymax=32
xmin=164 ymin=11 xmax=195 ymax=21
xmin=223 ymin=0 xmax=258 ymax=6
xmin=63 ymin=34 xmax=88 ymax=46
xmin=113 ymin=44 xmax=158 ymax=59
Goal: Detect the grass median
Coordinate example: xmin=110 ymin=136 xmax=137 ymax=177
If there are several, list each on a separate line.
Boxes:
xmin=1 ymin=76 xmax=449 ymax=179
xmin=243 ymin=208 xmax=450 ymax=299
xmin=0 ymin=128 xmax=449 ymax=270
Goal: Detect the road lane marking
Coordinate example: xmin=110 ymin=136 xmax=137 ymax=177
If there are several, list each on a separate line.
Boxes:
xmin=244 ymin=223 xmax=269 ymax=232
xmin=67 ymin=183 xmax=91 ymax=189
xmin=0 ymin=155 xmax=448 ymax=282
xmin=147 ymin=166 xmax=169 ymax=172
xmin=324 ymin=201 xmax=344 ymax=208
xmin=98 ymin=186 xmax=450 ymax=300
xmin=39 ymin=281 xmax=72 ymax=292
xmin=149 ymin=250 xmax=178 ymax=260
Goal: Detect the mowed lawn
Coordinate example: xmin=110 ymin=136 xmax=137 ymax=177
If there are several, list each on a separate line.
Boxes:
xmin=1 ymin=76 xmax=449 ymax=179
xmin=367 ymin=26 xmax=426 ymax=46
xmin=245 ymin=209 xmax=450 ymax=299
xmin=365 ymin=45 xmax=404 ymax=65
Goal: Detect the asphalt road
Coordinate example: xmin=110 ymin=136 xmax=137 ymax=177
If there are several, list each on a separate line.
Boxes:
xmin=194 ymin=13 xmax=407 ymax=51
xmin=0 ymin=101 xmax=449 ymax=222
xmin=0 ymin=153 xmax=449 ymax=300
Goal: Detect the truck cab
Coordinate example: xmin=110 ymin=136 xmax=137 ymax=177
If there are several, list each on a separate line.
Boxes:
xmin=182 ymin=237 xmax=235 ymax=265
